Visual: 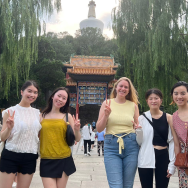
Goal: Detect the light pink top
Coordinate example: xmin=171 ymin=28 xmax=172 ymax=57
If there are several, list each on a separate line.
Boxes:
xmin=173 ymin=111 xmax=188 ymax=143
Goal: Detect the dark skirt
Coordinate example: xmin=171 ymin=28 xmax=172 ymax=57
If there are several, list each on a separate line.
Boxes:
xmin=0 ymin=149 xmax=38 ymax=174
xmin=40 ymin=156 xmax=76 ymax=178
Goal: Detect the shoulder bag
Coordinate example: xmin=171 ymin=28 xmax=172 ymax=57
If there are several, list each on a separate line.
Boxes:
xmin=174 ymin=131 xmax=188 ymax=169
xmin=143 ymin=113 xmax=188 ymax=169
xmin=66 ymin=113 xmax=75 ymax=147
xmin=142 ymin=113 xmax=167 ymax=144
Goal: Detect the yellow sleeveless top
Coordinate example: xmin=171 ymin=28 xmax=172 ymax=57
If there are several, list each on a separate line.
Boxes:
xmin=40 ymin=119 xmax=71 ymax=159
xmin=106 ymin=99 xmax=135 ymax=135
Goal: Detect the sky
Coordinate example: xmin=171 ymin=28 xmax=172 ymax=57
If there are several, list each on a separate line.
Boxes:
xmin=45 ymin=0 xmax=119 ymax=38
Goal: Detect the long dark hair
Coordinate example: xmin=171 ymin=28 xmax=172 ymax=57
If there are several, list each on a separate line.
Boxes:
xmin=42 ymin=87 xmax=70 ymax=117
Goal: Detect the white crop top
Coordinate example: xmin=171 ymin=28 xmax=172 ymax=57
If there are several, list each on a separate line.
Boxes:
xmin=2 ymin=104 xmax=41 ymax=154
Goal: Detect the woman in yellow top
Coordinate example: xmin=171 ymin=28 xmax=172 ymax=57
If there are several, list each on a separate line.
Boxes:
xmin=97 ymin=77 xmax=140 ymax=188
xmin=40 ymin=87 xmax=81 ymax=188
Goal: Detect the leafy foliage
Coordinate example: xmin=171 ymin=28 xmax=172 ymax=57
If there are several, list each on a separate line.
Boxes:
xmin=0 ymin=0 xmax=61 ymax=97
xmin=112 ymin=0 xmax=188 ymax=112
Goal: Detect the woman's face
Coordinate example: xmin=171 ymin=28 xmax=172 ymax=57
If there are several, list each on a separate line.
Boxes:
xmin=146 ymin=93 xmax=162 ymax=110
xmin=52 ymin=90 xmax=68 ymax=109
xmin=116 ymin=80 xmax=130 ymax=98
xmin=172 ymin=86 xmax=188 ymax=106
xmin=21 ymin=85 xmax=38 ymax=104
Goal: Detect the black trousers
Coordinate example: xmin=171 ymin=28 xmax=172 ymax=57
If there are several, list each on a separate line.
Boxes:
xmin=84 ymin=140 xmax=91 ymax=154
xmin=138 ymin=148 xmax=170 ymax=188
xmin=97 ymin=141 xmax=104 ymax=155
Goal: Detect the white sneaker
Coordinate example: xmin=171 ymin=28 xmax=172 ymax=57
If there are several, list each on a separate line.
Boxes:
xmin=84 ymin=154 xmax=87 ymax=156
xmin=87 ymin=152 xmax=91 ymax=156
xmin=12 ymin=182 xmax=17 ymax=188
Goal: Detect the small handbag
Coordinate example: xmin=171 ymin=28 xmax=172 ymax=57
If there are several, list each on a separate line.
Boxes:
xmin=66 ymin=113 xmax=75 ymax=147
xmin=174 ymin=131 xmax=188 ymax=169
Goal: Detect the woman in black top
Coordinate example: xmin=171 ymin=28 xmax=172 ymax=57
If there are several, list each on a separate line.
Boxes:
xmin=134 ymin=88 xmax=176 ymax=188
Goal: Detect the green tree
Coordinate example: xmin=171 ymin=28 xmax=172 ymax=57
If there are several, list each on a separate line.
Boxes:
xmin=29 ymin=36 xmax=65 ymax=105
xmin=47 ymin=32 xmax=76 ymax=62
xmin=0 ymin=0 xmax=61 ymax=97
xmin=113 ymin=0 xmax=188 ymax=112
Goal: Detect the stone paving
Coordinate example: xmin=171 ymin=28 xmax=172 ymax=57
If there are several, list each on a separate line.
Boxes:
xmin=30 ymin=140 xmax=179 ymax=188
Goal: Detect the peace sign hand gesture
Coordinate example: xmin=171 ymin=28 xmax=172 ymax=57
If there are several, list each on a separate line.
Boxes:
xmin=73 ymin=114 xmax=81 ymax=131
xmin=132 ymin=120 xmax=142 ymax=129
xmin=6 ymin=110 xmax=15 ymax=130
xmin=104 ymin=99 xmax=111 ymax=118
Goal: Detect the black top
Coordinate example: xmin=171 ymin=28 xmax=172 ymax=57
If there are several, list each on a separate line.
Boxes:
xmin=152 ymin=112 xmax=169 ymax=147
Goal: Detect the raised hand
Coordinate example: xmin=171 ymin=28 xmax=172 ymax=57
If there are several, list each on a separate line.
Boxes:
xmin=6 ymin=110 xmax=15 ymax=130
xmin=104 ymin=99 xmax=111 ymax=117
xmin=132 ymin=120 xmax=142 ymax=129
xmin=73 ymin=114 xmax=81 ymax=131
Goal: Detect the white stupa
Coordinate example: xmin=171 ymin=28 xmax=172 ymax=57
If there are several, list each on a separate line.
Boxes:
xmin=80 ymin=0 xmax=104 ymax=33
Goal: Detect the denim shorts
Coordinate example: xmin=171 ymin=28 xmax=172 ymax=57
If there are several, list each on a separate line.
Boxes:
xmin=104 ymin=133 xmax=139 ymax=188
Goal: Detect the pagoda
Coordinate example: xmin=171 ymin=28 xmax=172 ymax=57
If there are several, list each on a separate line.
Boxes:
xmin=63 ymin=54 xmax=118 ymax=121
xmin=80 ymin=0 xmax=104 ymax=33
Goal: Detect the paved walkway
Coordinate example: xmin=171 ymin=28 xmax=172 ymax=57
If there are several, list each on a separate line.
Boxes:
xmin=30 ymin=140 xmax=179 ymax=188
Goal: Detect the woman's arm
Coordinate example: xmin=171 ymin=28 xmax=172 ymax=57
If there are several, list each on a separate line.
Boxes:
xmin=133 ymin=104 xmax=139 ymax=126
xmin=68 ymin=113 xmax=81 ymax=142
xmin=167 ymin=114 xmax=180 ymax=156
xmin=96 ymin=100 xmax=111 ymax=132
xmin=0 ymin=111 xmax=15 ymax=142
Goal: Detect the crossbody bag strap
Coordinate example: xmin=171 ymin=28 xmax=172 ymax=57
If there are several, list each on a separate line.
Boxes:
xmin=142 ymin=113 xmax=167 ymax=144
xmin=66 ymin=113 xmax=69 ymax=125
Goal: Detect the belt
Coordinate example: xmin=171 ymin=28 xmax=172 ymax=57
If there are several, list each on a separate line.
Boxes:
xmin=112 ymin=132 xmax=132 ymax=154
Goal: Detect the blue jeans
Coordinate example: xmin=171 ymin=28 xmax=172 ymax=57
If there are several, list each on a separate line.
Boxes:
xmin=104 ymin=133 xmax=139 ymax=188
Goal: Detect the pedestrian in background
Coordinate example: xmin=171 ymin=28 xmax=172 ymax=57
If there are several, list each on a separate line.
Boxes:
xmin=91 ymin=127 xmax=95 ymax=150
xmin=96 ymin=130 xmax=105 ymax=156
xmin=82 ymin=122 xmax=92 ymax=156
xmin=97 ymin=77 xmax=139 ymax=188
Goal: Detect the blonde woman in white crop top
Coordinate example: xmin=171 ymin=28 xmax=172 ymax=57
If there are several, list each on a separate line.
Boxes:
xmin=0 ymin=80 xmax=41 ymax=188
xmin=96 ymin=77 xmax=140 ymax=188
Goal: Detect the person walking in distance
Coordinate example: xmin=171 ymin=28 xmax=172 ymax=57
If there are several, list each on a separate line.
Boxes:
xmin=82 ymin=122 xmax=92 ymax=156
xmin=96 ymin=77 xmax=140 ymax=188
xmin=90 ymin=127 xmax=95 ymax=150
xmin=0 ymin=80 xmax=41 ymax=188
xmin=96 ymin=130 xmax=105 ymax=156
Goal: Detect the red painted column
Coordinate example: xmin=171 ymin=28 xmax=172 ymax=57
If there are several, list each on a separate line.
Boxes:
xmin=76 ymin=85 xmax=79 ymax=117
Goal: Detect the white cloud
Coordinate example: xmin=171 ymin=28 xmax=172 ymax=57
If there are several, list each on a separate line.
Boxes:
xmin=45 ymin=0 xmax=118 ymax=38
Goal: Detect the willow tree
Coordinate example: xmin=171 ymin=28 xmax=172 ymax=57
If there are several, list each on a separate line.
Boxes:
xmin=113 ymin=0 xmax=188 ymax=112
xmin=0 ymin=0 xmax=61 ymax=97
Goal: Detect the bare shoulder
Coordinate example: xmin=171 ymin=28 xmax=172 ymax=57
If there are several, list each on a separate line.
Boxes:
xmin=166 ymin=113 xmax=173 ymax=128
xmin=39 ymin=113 xmax=43 ymax=122
xmin=166 ymin=113 xmax=172 ymax=121
xmin=68 ymin=113 xmax=72 ymax=119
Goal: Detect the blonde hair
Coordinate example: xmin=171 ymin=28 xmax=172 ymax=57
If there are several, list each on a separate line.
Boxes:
xmin=110 ymin=77 xmax=139 ymax=105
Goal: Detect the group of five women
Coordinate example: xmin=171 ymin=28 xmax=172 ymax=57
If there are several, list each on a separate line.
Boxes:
xmin=0 ymin=78 xmax=188 ymax=188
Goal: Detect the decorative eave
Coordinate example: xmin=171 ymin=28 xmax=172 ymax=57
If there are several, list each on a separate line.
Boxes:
xmin=65 ymin=77 xmax=77 ymax=87
xmin=108 ymin=80 xmax=117 ymax=88
xmin=67 ymin=67 xmax=116 ymax=76
xmin=63 ymin=63 xmax=73 ymax=68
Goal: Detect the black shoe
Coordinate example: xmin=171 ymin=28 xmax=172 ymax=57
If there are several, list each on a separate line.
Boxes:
xmin=98 ymin=154 xmax=100 ymax=156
